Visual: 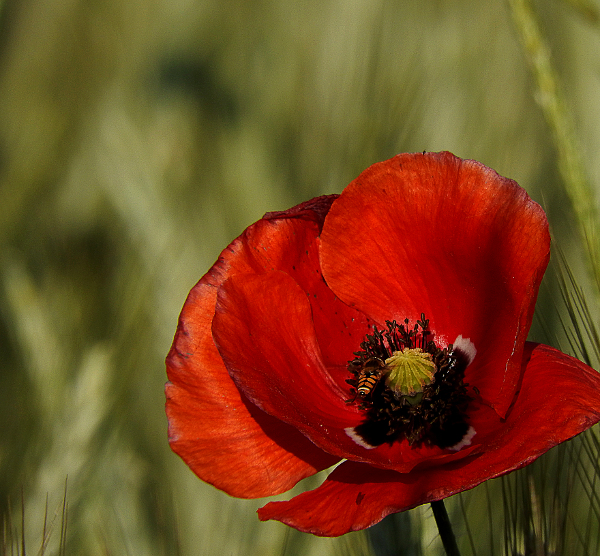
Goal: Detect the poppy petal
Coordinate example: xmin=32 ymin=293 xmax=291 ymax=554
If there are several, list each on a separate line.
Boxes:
xmin=257 ymin=460 xmax=420 ymax=536
xmin=212 ymin=270 xmax=365 ymax=459
xmin=166 ymin=198 xmax=342 ymax=498
xmin=320 ymin=152 xmax=550 ymax=417
xmin=258 ymin=343 xmax=600 ymax=535
xmin=249 ymin=194 xmax=374 ymax=373
xmin=262 ymin=205 xmax=374 ymax=374
xmin=166 ymin=282 xmax=338 ymax=498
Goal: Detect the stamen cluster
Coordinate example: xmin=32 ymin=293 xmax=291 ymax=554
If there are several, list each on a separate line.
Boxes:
xmin=346 ymin=315 xmax=472 ymax=448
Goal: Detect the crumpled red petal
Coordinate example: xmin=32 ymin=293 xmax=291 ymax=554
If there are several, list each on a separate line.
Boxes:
xmin=213 ymin=271 xmax=362 ymax=456
xmin=320 ymin=152 xmax=550 ymax=418
xmin=166 ymin=197 xmax=343 ymax=498
xmin=258 ymin=343 xmax=600 ymax=535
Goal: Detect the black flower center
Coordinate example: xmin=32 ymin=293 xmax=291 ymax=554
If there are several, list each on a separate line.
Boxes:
xmin=346 ymin=315 xmax=472 ymax=449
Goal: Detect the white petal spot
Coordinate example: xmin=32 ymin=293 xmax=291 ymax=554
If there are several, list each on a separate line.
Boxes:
xmin=448 ymin=426 xmax=476 ymax=451
xmin=453 ymin=335 xmax=477 ymax=365
xmin=345 ymin=427 xmax=376 ymax=450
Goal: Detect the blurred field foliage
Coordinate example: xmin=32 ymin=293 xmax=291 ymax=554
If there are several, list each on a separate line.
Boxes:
xmin=1 ymin=0 xmax=600 ymax=554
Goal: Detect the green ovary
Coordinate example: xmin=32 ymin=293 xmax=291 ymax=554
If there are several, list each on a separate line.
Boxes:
xmin=384 ymin=348 xmax=436 ymax=400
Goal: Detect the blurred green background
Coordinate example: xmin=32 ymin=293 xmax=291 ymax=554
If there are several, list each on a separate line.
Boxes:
xmin=1 ymin=0 xmax=599 ymax=554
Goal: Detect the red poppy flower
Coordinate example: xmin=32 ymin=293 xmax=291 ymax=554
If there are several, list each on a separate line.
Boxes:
xmin=165 ymin=151 xmax=600 ymax=537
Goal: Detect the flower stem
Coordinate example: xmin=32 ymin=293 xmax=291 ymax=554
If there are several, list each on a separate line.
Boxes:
xmin=431 ymin=500 xmax=461 ymax=556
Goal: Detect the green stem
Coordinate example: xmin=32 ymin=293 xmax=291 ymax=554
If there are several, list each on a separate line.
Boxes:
xmin=431 ymin=500 xmax=461 ymax=556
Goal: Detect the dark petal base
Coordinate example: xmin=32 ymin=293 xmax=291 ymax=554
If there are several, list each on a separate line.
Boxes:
xmin=347 ymin=317 xmax=472 ymax=449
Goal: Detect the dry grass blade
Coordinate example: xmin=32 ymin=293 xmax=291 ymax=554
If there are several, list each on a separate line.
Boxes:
xmin=1 ymin=481 xmax=69 ymax=556
xmin=458 ymin=495 xmax=477 ymax=556
xmin=20 ymin=489 xmax=25 ymax=556
xmin=58 ymin=480 xmax=67 ymax=556
xmin=38 ymin=495 xmax=49 ymax=556
xmin=554 ymin=248 xmax=600 ymax=369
